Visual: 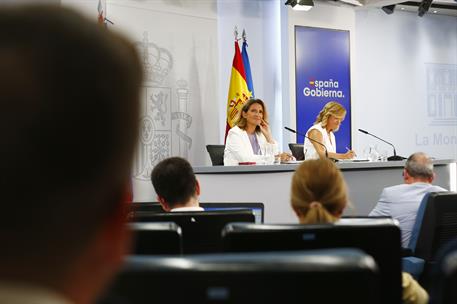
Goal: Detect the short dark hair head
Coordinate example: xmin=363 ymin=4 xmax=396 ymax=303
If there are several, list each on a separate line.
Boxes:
xmin=151 ymin=157 xmax=197 ymax=207
xmin=0 ymin=5 xmax=142 ymax=277
xmin=405 ymin=152 xmax=434 ymax=179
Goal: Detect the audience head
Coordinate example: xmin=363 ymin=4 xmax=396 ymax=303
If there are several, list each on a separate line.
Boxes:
xmin=151 ymin=157 xmax=200 ymax=211
xmin=236 ymin=98 xmax=269 ymax=132
xmin=403 ymin=152 xmax=435 ymax=184
xmin=0 ymin=4 xmax=142 ymax=303
xmin=291 ymin=159 xmax=348 ymax=224
xmin=314 ymin=101 xmax=346 ymax=132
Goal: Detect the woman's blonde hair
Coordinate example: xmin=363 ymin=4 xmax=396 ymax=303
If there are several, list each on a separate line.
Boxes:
xmin=290 ymin=159 xmax=348 ymax=224
xmin=314 ymin=101 xmax=346 ymax=131
xmin=236 ymin=98 xmax=268 ymax=132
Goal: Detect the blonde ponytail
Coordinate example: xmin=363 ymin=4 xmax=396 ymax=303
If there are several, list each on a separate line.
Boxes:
xmin=299 ymin=202 xmax=339 ymax=224
xmin=291 ymin=159 xmax=347 ymax=224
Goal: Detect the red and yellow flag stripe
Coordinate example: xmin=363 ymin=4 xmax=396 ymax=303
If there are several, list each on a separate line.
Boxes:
xmin=225 ymin=41 xmax=251 ymax=140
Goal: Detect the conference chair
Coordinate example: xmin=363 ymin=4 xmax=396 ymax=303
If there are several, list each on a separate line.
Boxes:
xmin=438 ymin=250 xmax=457 ymax=304
xmin=403 ymin=191 xmax=457 ymax=281
xmin=222 ymin=218 xmax=402 ymax=304
xmin=132 ymin=209 xmax=255 ymax=254
xmin=100 ymin=249 xmax=380 ymax=304
xmin=288 ymin=143 xmax=304 ymax=160
xmin=429 ymin=238 xmax=457 ymax=304
xmin=206 ymin=144 xmax=225 ymax=166
xmin=130 ymin=202 xmax=265 ymax=224
xmin=129 ymin=222 xmax=182 ymax=255
xmin=130 ymin=202 xmax=163 ymax=214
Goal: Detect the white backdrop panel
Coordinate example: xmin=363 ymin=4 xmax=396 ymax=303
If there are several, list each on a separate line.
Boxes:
xmin=354 ymin=9 xmax=457 ymax=159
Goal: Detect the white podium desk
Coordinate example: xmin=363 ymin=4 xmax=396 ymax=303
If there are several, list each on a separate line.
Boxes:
xmin=194 ymin=159 xmax=455 ymax=224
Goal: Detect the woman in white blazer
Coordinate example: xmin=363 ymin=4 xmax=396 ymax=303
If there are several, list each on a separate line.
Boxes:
xmin=224 ymin=99 xmax=292 ymax=166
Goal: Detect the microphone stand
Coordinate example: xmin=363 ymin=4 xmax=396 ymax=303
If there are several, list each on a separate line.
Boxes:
xmin=284 ymin=127 xmax=329 ymax=159
xmin=358 ymin=129 xmax=406 ymax=161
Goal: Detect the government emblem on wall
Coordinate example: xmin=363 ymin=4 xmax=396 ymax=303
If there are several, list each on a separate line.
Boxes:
xmin=133 ymin=32 xmax=193 ymax=180
xmin=426 ymin=63 xmax=457 ymax=126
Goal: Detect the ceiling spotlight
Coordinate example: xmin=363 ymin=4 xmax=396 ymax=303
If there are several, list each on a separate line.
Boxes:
xmin=285 ymin=0 xmax=314 ymax=11
xmin=381 ymin=4 xmax=396 ymax=14
xmin=418 ymin=0 xmax=433 ymax=16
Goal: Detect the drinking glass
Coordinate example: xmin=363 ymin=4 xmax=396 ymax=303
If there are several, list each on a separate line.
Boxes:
xmin=365 ymin=145 xmax=379 ymax=162
xmin=263 ymin=144 xmax=275 ymax=165
xmin=379 ymin=150 xmax=388 ymax=162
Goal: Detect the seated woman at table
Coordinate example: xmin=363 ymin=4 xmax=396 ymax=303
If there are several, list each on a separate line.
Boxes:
xmin=224 ymin=98 xmax=292 ymax=166
xmin=290 ymin=159 xmax=428 ymax=304
xmin=303 ymin=101 xmax=355 ymax=160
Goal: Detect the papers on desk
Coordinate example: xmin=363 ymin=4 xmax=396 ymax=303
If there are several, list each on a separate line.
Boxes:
xmin=337 ymin=158 xmax=370 ymax=163
xmin=281 ymin=160 xmax=304 ymax=164
xmin=280 ymin=159 xmax=371 ymax=164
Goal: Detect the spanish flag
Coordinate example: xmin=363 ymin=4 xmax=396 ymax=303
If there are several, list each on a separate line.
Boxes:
xmin=225 ymin=40 xmax=251 ymax=141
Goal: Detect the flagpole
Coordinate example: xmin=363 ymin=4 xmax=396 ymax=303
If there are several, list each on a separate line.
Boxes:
xmin=234 ymin=26 xmax=239 ymax=41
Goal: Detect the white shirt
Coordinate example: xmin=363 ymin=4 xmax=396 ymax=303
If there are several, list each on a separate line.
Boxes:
xmin=303 ymin=123 xmax=336 ymax=160
xmin=171 ymin=206 xmax=204 ymax=212
xmin=369 ymin=182 xmax=447 ymax=248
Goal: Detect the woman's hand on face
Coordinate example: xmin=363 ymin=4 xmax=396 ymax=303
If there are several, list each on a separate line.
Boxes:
xmin=259 ymin=119 xmax=270 ymax=132
xmin=259 ymin=119 xmax=274 ymax=143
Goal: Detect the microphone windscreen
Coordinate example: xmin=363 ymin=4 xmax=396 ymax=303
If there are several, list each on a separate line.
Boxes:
xmin=358 ymin=129 xmax=368 ymax=134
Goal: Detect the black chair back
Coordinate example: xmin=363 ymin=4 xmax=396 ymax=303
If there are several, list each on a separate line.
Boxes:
xmin=206 ymin=144 xmax=225 ymax=166
xmin=411 ymin=192 xmax=457 ymax=262
xmin=430 ymin=238 xmax=457 ymax=304
xmin=129 ymin=222 xmax=182 ymax=255
xmin=133 ymin=210 xmax=255 ymax=254
xmin=222 ymin=218 xmax=402 ymax=304
xmin=288 ymin=143 xmax=304 ymax=160
xmin=100 ymin=249 xmax=380 ymax=304
xmin=130 ymin=202 xmax=264 ymax=223
xmin=130 ymin=202 xmax=163 ymax=214
xmin=440 ymin=251 xmax=457 ymax=304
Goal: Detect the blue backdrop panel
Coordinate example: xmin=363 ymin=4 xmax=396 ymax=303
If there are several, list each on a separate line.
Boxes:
xmin=295 ymin=26 xmax=352 ymax=152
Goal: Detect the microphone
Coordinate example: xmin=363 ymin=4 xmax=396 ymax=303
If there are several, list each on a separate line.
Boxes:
xmin=358 ymin=129 xmax=406 ymax=161
xmin=284 ymin=127 xmax=329 ymax=159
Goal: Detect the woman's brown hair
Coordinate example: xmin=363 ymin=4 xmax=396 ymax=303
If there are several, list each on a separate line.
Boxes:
xmin=236 ymin=98 xmax=268 ymax=132
xmin=291 ymin=159 xmax=348 ymax=224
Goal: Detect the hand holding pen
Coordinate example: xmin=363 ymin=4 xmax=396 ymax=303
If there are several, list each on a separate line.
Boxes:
xmin=345 ymin=147 xmax=356 ymax=159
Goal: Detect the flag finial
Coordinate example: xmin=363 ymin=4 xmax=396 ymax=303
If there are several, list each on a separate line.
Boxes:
xmin=242 ymin=29 xmax=247 ymax=42
xmin=234 ymin=26 xmax=239 ymax=41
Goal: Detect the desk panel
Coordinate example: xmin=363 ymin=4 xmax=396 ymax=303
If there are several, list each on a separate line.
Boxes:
xmin=194 ymin=160 xmax=454 ymax=223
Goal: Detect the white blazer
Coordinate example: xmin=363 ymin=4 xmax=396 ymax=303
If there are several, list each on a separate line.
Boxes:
xmin=224 ymin=126 xmax=279 ymax=166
